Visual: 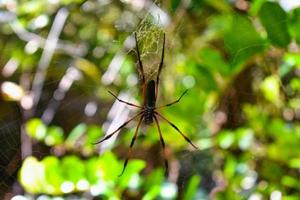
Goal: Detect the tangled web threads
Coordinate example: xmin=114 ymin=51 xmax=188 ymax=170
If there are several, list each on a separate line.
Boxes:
xmin=135 ymin=13 xmax=165 ymax=82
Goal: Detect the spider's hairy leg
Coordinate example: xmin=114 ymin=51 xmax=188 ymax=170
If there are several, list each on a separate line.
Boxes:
xmin=134 ymin=33 xmax=145 ymax=84
xmin=153 ymin=115 xmax=169 ymax=175
xmin=155 ymin=33 xmax=166 ymax=100
xmin=157 ymin=89 xmax=188 ymax=109
xmin=92 ymin=111 xmax=143 ymax=145
xmin=134 ymin=32 xmax=146 ymax=100
xmin=119 ymin=115 xmax=144 ymax=176
xmin=108 ymin=90 xmax=142 ymax=108
xmin=154 ymin=111 xmax=198 ymax=149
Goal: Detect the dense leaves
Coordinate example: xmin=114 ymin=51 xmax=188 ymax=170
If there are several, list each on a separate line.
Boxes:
xmin=224 ymin=14 xmax=265 ymax=68
xmin=258 ymin=1 xmax=291 ymax=47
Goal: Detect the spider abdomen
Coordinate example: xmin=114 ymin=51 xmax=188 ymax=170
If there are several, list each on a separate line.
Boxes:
xmin=144 ymin=107 xmax=154 ymax=124
xmin=143 ymin=80 xmax=156 ymax=125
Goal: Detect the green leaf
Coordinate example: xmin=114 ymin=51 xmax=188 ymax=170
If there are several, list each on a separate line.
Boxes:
xmin=82 ymin=125 xmax=103 ymax=155
xmin=260 ymin=75 xmax=281 ymax=105
xmin=249 ymin=0 xmax=267 ymax=15
xmin=85 ymin=157 xmax=101 ymax=185
xmin=243 ymin=104 xmax=268 ymax=132
xmin=84 ymin=125 xmax=103 ymax=147
xmin=285 ymin=53 xmax=300 ymax=67
xmin=290 ymin=78 xmax=300 ymax=92
xmin=224 ymin=14 xmax=265 ymax=68
xmin=224 ymin=155 xmax=237 ymax=179
xmin=279 ymin=53 xmax=298 ymax=77
xmin=42 ymin=156 xmax=63 ymax=195
xmin=183 ymin=175 xmax=201 ymax=200
xmin=25 ymin=118 xmax=47 ymax=141
xmin=258 ymin=2 xmax=291 ymax=47
xmin=204 ymin=0 xmax=231 ymax=13
xmin=171 ymin=0 xmax=181 ymax=12
xmin=61 ymin=156 xmax=85 ymax=185
xmin=217 ymin=130 xmax=235 ymax=149
xmin=282 ymin=176 xmax=299 ymax=189
xmin=144 ymin=168 xmax=164 ymax=190
xmin=289 ymin=98 xmax=300 ymax=109
xmin=18 ymin=0 xmax=46 ymax=15
xmin=187 ymin=0 xmax=205 ymax=13
xmin=143 ymin=169 xmax=165 ymax=200
xmin=19 ymin=156 xmax=44 ymax=194
xmin=236 ymin=128 xmax=254 ymax=151
xmin=267 ymin=118 xmax=291 ymax=137
xmin=142 ymin=185 xmax=161 ymax=200
xmin=196 ymin=64 xmax=218 ymax=91
xmin=65 ymin=123 xmax=87 ymax=149
xmin=289 ymin=158 xmax=300 ymax=168
xmin=98 ymin=151 xmax=121 ymax=181
xmin=289 ymin=7 xmax=300 ymax=45
xmin=74 ymin=58 xmax=101 ymax=83
xmin=119 ymin=159 xmax=146 ymax=189
xmin=61 ymin=0 xmax=85 ymax=6
xmin=199 ymin=48 xmax=229 ymax=76
xmin=45 ymin=126 xmax=64 ymax=146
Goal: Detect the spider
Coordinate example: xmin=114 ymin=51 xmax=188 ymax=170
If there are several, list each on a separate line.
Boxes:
xmin=94 ymin=33 xmax=198 ymax=176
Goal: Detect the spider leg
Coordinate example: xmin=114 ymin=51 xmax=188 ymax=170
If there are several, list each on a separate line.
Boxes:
xmin=135 ymin=33 xmax=146 ymax=101
xmin=119 ymin=115 xmax=144 ymax=176
xmin=108 ymin=90 xmax=142 ymax=108
xmin=155 ymin=111 xmax=198 ymax=149
xmin=157 ymin=89 xmax=188 ymax=109
xmin=153 ymin=115 xmax=169 ymax=176
xmin=155 ymin=33 xmax=165 ymax=100
xmin=92 ymin=111 xmax=143 ymax=145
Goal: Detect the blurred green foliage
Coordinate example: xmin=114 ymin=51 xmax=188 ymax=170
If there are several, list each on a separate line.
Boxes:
xmin=0 ymin=0 xmax=300 ymax=199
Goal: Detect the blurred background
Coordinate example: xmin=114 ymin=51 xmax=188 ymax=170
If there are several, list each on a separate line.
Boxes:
xmin=0 ymin=0 xmax=300 ymax=199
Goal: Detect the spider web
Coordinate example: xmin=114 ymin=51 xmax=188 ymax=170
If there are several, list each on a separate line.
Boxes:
xmin=0 ymin=103 xmax=21 ymax=198
xmin=135 ymin=13 xmax=165 ymax=82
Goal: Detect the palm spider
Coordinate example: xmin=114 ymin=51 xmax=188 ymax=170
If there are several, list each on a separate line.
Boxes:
xmin=94 ymin=33 xmax=198 ymax=176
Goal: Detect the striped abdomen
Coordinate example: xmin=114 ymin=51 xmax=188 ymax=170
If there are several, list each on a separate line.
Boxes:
xmin=144 ymin=107 xmax=154 ymax=124
xmin=144 ymin=80 xmax=156 ymax=124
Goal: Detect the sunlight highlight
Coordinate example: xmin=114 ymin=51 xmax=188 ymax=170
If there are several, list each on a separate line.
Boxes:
xmin=90 ymin=181 xmax=107 ymax=196
xmin=249 ymin=193 xmax=263 ymax=200
xmin=25 ymin=40 xmax=39 ymax=54
xmin=1 ymin=81 xmax=24 ymax=101
xmin=76 ymin=179 xmax=90 ymax=191
xmin=182 ymin=75 xmax=196 ymax=88
xmin=11 ymin=196 xmax=27 ymax=200
xmin=160 ymin=182 xmax=177 ymax=199
xmin=270 ymin=190 xmax=282 ymax=200
xmin=20 ymin=94 xmax=34 ymax=110
xmin=2 ymin=58 xmax=19 ymax=77
xmin=31 ymin=15 xmax=49 ymax=29
xmin=61 ymin=181 xmax=74 ymax=193
xmin=84 ymin=101 xmax=98 ymax=117
xmin=128 ymin=174 xmax=140 ymax=189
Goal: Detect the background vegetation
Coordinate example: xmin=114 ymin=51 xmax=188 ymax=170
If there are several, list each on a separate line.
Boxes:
xmin=0 ymin=0 xmax=300 ymax=199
